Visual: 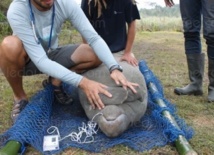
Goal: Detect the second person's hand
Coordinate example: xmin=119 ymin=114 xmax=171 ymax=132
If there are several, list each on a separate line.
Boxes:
xmin=120 ymin=52 xmax=138 ymax=66
xmin=164 ymin=0 xmax=174 ymax=7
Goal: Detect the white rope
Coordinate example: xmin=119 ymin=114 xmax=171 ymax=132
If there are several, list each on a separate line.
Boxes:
xmin=46 ymin=112 xmax=103 ymax=144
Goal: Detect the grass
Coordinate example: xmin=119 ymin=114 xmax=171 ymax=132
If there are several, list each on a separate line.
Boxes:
xmin=136 ymin=17 xmax=182 ymax=32
xmin=0 ymin=31 xmax=214 ymax=155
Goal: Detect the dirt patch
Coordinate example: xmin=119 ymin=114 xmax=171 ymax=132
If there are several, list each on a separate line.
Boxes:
xmin=193 ymin=115 xmax=214 ymax=129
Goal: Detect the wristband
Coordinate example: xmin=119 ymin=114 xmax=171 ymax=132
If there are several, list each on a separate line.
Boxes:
xmin=109 ymin=65 xmax=123 ymax=73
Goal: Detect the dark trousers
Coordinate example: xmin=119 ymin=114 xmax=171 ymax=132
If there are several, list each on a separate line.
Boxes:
xmin=180 ymin=0 xmax=214 ymax=59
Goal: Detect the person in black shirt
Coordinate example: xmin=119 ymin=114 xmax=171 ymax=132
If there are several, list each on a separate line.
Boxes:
xmin=81 ymin=0 xmax=140 ymax=66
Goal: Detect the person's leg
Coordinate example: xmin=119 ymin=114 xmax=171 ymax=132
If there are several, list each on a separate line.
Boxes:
xmin=0 ymin=36 xmax=29 ymax=122
xmin=49 ymin=44 xmax=101 ymax=86
xmin=174 ymin=0 xmax=204 ymax=95
xmin=202 ymin=0 xmax=214 ymax=102
xmin=112 ymin=51 xmax=124 ymax=62
xmin=0 ymin=36 xmax=28 ymax=101
xmin=43 ymin=44 xmax=102 ymax=104
xmin=180 ymin=0 xmax=202 ymax=54
xmin=70 ymin=44 xmax=102 ymax=72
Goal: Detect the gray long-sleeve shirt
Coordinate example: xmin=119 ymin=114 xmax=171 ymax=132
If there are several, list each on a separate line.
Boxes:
xmin=7 ymin=0 xmax=118 ymax=87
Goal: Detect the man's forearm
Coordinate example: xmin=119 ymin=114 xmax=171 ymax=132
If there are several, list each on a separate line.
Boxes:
xmin=124 ymin=20 xmax=136 ymax=54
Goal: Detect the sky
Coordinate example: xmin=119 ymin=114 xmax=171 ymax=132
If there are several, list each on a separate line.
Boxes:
xmin=75 ymin=0 xmax=179 ymax=9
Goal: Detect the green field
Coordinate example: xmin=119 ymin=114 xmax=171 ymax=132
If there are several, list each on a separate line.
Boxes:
xmin=2 ymin=1 xmax=213 ymax=154
xmin=0 ymin=31 xmax=214 ymax=155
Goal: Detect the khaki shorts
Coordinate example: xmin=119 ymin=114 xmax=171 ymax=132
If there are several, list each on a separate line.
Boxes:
xmin=23 ymin=44 xmax=79 ymax=75
xmin=112 ymin=50 xmax=124 ymax=61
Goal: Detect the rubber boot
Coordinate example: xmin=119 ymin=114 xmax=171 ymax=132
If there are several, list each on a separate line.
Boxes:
xmin=208 ymin=58 xmax=214 ymax=102
xmin=174 ymin=53 xmax=205 ymax=95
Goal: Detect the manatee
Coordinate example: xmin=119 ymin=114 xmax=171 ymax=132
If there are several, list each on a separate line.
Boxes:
xmin=78 ymin=60 xmax=148 ymax=137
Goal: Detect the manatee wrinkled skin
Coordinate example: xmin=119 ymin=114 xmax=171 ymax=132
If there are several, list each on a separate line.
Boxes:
xmin=79 ymin=61 xmax=148 ymax=137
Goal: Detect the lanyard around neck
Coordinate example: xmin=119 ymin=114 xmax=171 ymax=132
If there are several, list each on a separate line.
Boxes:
xmin=28 ymin=0 xmax=55 ymax=49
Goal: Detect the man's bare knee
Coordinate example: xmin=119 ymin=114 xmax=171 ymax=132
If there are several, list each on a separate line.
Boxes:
xmin=82 ymin=44 xmax=102 ymax=66
xmin=71 ymin=44 xmax=101 ymax=66
xmin=1 ymin=36 xmax=23 ymax=52
xmin=1 ymin=36 xmax=27 ymax=61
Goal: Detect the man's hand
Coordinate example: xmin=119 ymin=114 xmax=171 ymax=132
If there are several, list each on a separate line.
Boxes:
xmin=110 ymin=70 xmax=139 ymax=93
xmin=164 ymin=0 xmax=174 ymax=7
xmin=78 ymin=77 xmax=112 ymax=110
xmin=120 ymin=52 xmax=138 ymax=66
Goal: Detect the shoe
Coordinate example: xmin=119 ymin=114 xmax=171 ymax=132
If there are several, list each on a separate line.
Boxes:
xmin=11 ymin=99 xmax=28 ymax=123
xmin=53 ymin=85 xmax=73 ymax=105
xmin=42 ymin=77 xmax=73 ymax=105
xmin=174 ymin=53 xmax=204 ymax=96
xmin=42 ymin=76 xmax=52 ymax=87
xmin=208 ymin=58 xmax=214 ymax=102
